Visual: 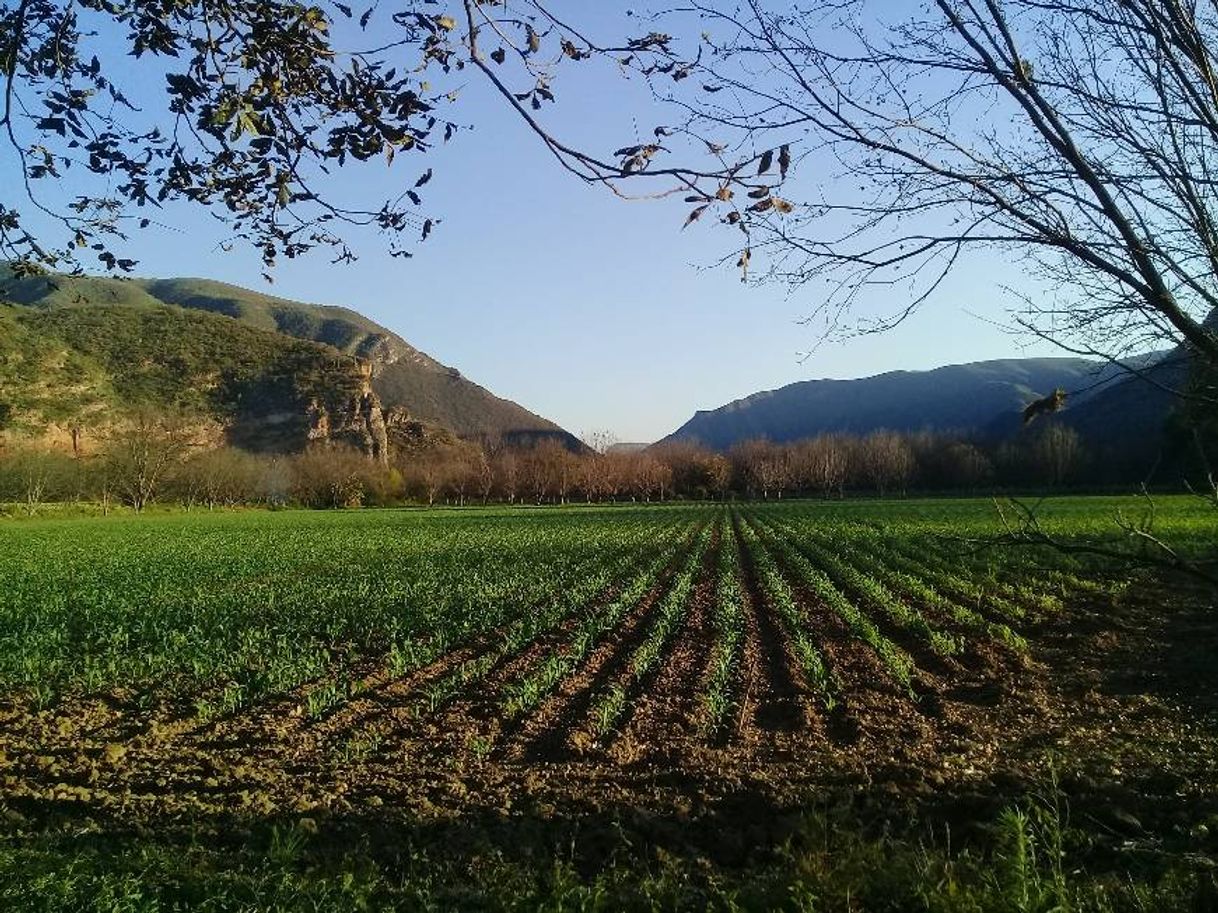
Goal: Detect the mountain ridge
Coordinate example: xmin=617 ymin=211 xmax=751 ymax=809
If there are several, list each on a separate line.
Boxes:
xmin=661 ymin=356 xmax=1162 ymax=451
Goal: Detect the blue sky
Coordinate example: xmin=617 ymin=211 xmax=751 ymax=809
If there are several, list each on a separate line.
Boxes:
xmin=6 ymin=5 xmax=1067 ymax=442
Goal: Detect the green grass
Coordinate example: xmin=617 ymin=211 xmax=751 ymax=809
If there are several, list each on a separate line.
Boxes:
xmin=0 ymin=795 xmax=1207 ymax=912
xmin=0 ymin=505 xmax=705 ymax=701
xmin=0 ymin=494 xmax=1207 ymax=702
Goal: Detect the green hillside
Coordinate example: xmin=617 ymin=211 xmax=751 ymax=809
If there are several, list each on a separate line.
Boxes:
xmin=0 ymin=308 xmax=112 ymax=434
xmin=0 ymin=268 xmax=576 ymax=444
xmin=0 ymin=301 xmax=369 ymax=452
xmin=141 ymin=278 xmax=405 ymax=360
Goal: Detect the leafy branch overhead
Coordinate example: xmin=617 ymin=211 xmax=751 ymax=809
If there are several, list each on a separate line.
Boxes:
xmin=0 ymin=0 xmax=807 ymax=281
xmin=0 ymin=0 xmax=470 ymax=276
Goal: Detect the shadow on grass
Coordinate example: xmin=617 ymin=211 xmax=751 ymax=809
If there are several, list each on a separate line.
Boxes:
xmin=4 ymin=776 xmax=1217 ymax=912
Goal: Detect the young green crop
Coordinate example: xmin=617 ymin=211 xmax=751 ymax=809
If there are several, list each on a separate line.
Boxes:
xmin=734 ymin=511 xmax=840 ymax=705
xmin=701 ymin=515 xmax=747 ymax=735
xmin=417 ymin=517 xmax=694 ymax=716
xmin=743 ymin=512 xmax=914 ymax=689
xmin=0 ymin=494 xmax=1184 ymax=726
xmin=751 ymin=512 xmax=961 ymax=657
xmin=587 ymin=518 xmax=716 ymax=736
xmin=502 ymin=518 xmax=708 ymax=718
xmin=763 ymin=514 xmax=1027 ymax=652
xmin=0 ymin=506 xmax=709 ymax=708
xmin=869 ymin=532 xmax=1059 ymax=617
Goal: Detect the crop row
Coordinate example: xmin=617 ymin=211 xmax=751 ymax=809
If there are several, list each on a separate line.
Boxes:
xmin=733 ymin=513 xmax=841 ymax=704
xmin=495 ymin=517 xmax=704 ymax=717
xmin=323 ymin=519 xmax=698 ymax=721
xmin=0 ymin=497 xmax=1155 ymax=735
xmin=701 ymin=516 xmax=746 ymax=734
xmin=747 ymin=502 xmax=1075 ymax=619
xmin=742 ymin=514 xmax=915 ymax=688
xmin=752 ymin=513 xmax=961 ymax=657
xmin=760 ymin=515 xmax=1026 ymax=652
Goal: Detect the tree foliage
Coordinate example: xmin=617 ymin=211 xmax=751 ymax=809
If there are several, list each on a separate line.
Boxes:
xmin=0 ymin=0 xmax=465 ymax=275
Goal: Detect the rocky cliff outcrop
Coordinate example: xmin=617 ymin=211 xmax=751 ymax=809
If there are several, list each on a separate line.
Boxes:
xmin=304 ymin=360 xmax=389 ymax=463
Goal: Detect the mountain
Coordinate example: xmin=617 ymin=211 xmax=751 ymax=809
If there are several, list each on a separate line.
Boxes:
xmin=0 ymin=299 xmax=402 ymax=456
xmin=0 ymin=268 xmax=578 ymax=451
xmin=661 ymin=358 xmax=1125 ymax=450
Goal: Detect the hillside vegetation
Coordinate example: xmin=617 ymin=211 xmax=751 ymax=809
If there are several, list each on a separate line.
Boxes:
xmin=0 ymin=302 xmax=369 ymax=452
xmin=0 ymin=268 xmax=576 ymax=446
xmin=0 ymin=309 xmax=112 ymax=434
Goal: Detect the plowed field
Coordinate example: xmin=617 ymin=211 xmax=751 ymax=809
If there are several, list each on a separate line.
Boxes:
xmin=1 ymin=499 xmax=1215 ymax=909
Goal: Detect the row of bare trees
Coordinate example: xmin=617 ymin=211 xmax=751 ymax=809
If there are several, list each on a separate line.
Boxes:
xmin=0 ymin=438 xmax=395 ymax=515
xmin=728 ymin=428 xmax=1086 ymax=500
xmin=0 ymin=419 xmax=1093 ymax=514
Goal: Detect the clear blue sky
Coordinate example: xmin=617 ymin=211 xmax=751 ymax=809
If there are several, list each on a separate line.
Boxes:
xmin=7 ymin=5 xmax=1066 ymax=442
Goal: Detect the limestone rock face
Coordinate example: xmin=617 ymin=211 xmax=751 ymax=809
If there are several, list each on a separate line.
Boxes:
xmin=358 ymin=388 xmax=389 ymax=464
xmin=383 ymin=404 xmax=411 ymax=432
xmin=304 ymin=360 xmax=390 ymax=463
xmin=305 ymin=402 xmax=331 ymax=442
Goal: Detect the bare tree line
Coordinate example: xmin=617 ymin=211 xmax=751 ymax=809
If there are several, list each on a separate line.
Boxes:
xmin=0 ymin=417 xmax=1104 ymax=515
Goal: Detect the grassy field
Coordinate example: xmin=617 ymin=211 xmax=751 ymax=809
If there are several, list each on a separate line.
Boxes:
xmin=0 ymin=497 xmax=1215 ymax=910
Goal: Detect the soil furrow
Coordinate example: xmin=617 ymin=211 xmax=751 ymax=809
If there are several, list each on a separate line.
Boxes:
xmin=300 ymin=530 xmax=697 ymax=755
xmin=743 ymin=512 xmax=939 ymax=756
xmin=746 ymin=512 xmax=952 ymax=700
xmin=611 ymin=517 xmax=723 ymax=762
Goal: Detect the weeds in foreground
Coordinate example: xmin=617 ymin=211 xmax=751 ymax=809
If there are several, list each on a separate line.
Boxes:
xmin=1 ymin=788 xmax=1210 ymax=912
